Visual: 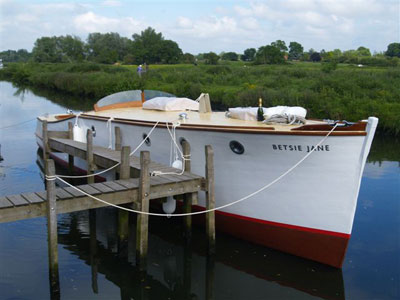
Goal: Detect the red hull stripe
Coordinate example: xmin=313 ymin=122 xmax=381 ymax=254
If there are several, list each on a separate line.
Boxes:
xmin=202 ymin=206 xmax=351 ymax=239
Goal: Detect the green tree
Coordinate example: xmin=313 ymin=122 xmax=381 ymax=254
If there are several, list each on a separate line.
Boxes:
xmin=271 ymin=40 xmax=288 ymax=52
xmin=288 ymin=41 xmax=303 ymax=60
xmin=0 ymin=49 xmax=31 ymax=62
xmin=255 ymin=45 xmax=285 ymax=64
xmin=58 ymin=35 xmax=85 ymax=62
xmin=221 ymin=52 xmax=238 ymax=61
xmin=131 ymin=27 xmax=182 ymax=64
xmin=357 ymin=46 xmax=371 ymax=57
xmin=181 ymin=53 xmax=195 ymax=64
xmin=386 ymin=43 xmax=400 ymax=58
xmin=87 ymin=32 xmax=131 ymax=64
xmin=32 ymin=37 xmax=62 ymax=62
xmin=204 ymin=52 xmax=219 ymax=65
xmin=242 ymin=48 xmax=256 ymax=61
xmin=310 ymin=52 xmax=321 ymax=62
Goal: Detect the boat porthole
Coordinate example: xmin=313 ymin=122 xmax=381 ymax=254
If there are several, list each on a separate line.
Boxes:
xmin=91 ymin=126 xmax=96 ymax=137
xmin=143 ymin=133 xmax=151 ymax=146
xmin=229 ymin=141 xmax=244 ymax=155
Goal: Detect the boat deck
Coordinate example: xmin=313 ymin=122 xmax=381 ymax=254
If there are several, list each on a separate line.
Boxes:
xmin=85 ymin=107 xmax=322 ymax=131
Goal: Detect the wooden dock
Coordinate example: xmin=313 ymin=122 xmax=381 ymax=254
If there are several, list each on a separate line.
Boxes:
xmin=0 ymin=121 xmax=216 ymax=294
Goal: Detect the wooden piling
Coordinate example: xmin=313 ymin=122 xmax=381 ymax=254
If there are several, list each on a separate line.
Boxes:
xmin=120 ymin=146 xmax=131 ymax=180
xmin=205 ymin=145 xmax=216 ymax=255
xmin=46 ymin=159 xmax=60 ymax=298
xmin=68 ymin=122 xmax=74 ymax=174
xmin=115 ymin=126 xmax=122 ymax=151
xmin=42 ymin=121 xmax=49 ymax=161
xmin=86 ymin=129 xmax=94 ymax=184
xmin=182 ymin=140 xmax=193 ymax=241
xmin=136 ymin=151 xmax=150 ymax=270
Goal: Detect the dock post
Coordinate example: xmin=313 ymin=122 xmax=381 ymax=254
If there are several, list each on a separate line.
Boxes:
xmin=136 ymin=151 xmax=150 ymax=271
xmin=42 ymin=121 xmax=49 ymax=162
xmin=205 ymin=145 xmax=216 ymax=255
xmin=46 ymin=159 xmax=60 ymax=299
xmin=118 ymin=146 xmax=131 ymax=257
xmin=182 ymin=140 xmax=193 ymax=241
xmin=86 ymin=129 xmax=94 ymax=184
xmin=120 ymin=146 xmax=130 ymax=180
xmin=115 ymin=126 xmax=122 ymax=151
xmin=68 ymin=122 xmax=74 ymax=174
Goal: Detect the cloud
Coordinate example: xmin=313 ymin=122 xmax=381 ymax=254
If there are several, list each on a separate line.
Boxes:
xmin=101 ymin=0 xmax=122 ymax=7
xmin=0 ymin=0 xmax=397 ymax=53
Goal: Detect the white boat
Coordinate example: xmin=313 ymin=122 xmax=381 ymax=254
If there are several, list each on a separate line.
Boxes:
xmin=36 ymin=90 xmax=378 ymax=268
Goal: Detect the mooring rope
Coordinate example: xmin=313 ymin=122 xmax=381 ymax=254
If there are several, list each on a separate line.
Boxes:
xmin=52 ymin=121 xmax=161 ymax=179
xmin=45 ymin=124 xmax=339 ymax=217
xmin=0 ymin=118 xmax=36 ymax=130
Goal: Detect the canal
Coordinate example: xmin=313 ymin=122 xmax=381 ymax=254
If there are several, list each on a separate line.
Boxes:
xmin=0 ymin=81 xmax=399 ymax=299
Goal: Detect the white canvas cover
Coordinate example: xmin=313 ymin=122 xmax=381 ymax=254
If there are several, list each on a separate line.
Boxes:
xmin=142 ymin=97 xmax=199 ymax=111
xmin=228 ymin=106 xmax=307 ymax=121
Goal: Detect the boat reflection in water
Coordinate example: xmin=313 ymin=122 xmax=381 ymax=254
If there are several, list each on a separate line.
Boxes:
xmin=57 ymin=208 xmax=345 ymax=300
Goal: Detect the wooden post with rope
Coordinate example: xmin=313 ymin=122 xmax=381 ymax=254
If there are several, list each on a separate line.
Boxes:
xmin=118 ymin=146 xmax=131 ymax=257
xmin=86 ymin=129 xmax=95 ymax=184
xmin=42 ymin=121 xmax=49 ymax=162
xmin=182 ymin=140 xmax=193 ymax=241
xmin=205 ymin=145 xmax=216 ymax=255
xmin=136 ymin=151 xmax=150 ymax=271
xmin=45 ymin=159 xmax=60 ymax=298
xmin=68 ymin=122 xmax=74 ymax=174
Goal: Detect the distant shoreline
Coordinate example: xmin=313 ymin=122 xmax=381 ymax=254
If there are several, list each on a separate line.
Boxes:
xmin=1 ymin=61 xmax=399 ymax=136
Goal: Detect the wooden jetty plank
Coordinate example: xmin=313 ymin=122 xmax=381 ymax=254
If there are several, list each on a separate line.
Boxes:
xmin=114 ymin=178 xmax=139 ymax=189
xmin=0 ymin=197 xmax=13 ymax=208
xmin=102 ymin=181 xmax=127 ymax=192
xmin=7 ymin=194 xmax=29 ymax=206
xmin=56 ymin=188 xmax=74 ymax=200
xmin=90 ymin=182 xmax=114 ymax=193
xmin=36 ymin=191 xmax=50 ymax=201
xmin=63 ymin=186 xmax=85 ymax=198
xmin=20 ymin=192 xmax=44 ymax=204
xmin=78 ymin=184 xmax=102 ymax=195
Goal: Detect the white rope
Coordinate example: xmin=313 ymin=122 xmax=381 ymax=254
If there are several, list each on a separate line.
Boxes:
xmin=151 ymin=121 xmax=189 ymax=177
xmin=0 ymin=118 xmax=36 ymax=130
xmin=46 ymin=124 xmax=338 ymax=217
xmin=53 ymin=121 xmax=160 ymax=179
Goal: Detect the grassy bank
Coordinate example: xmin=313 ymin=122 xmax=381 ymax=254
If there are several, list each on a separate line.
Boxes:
xmin=1 ymin=62 xmax=399 ymax=136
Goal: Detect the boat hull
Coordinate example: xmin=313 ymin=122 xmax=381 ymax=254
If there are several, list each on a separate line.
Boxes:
xmin=36 ymin=115 xmax=378 ymax=267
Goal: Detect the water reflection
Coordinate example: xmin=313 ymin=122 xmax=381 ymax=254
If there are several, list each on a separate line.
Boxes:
xmin=1 ymin=80 xmax=399 ymax=299
xmin=56 ymin=209 xmax=345 ymax=300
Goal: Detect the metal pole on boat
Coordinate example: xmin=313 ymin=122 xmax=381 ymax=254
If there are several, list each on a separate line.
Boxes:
xmin=86 ymin=129 xmax=94 ymax=184
xmin=67 ymin=122 xmax=74 ymax=175
xmin=115 ymin=126 xmax=122 ymax=151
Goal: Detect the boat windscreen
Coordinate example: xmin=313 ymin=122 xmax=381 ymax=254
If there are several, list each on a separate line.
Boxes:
xmin=144 ymin=90 xmax=175 ymax=100
xmin=96 ymin=90 xmax=142 ymax=108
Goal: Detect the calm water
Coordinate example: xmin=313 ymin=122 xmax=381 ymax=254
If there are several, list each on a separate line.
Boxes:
xmin=0 ymin=81 xmax=399 ymax=300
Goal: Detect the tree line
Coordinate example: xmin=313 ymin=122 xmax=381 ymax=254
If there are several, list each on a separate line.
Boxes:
xmin=1 ymin=27 xmax=399 ymax=66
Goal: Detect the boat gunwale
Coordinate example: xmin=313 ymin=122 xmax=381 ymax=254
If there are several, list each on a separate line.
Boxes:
xmin=39 ymin=115 xmax=368 ymax=136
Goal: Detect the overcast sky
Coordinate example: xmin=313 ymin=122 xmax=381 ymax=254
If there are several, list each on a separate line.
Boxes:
xmin=0 ymin=0 xmax=399 ymax=54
